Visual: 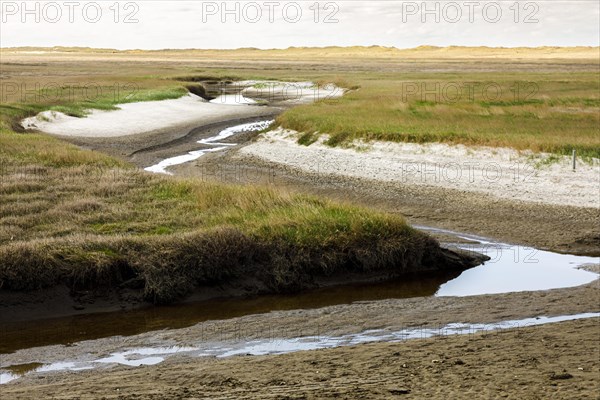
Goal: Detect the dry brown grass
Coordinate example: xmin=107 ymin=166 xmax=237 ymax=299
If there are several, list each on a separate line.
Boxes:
xmin=4 ymin=45 xmax=598 ymax=60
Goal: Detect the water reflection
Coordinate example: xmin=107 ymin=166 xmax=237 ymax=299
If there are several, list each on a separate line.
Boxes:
xmin=0 ymin=271 xmax=456 ymax=354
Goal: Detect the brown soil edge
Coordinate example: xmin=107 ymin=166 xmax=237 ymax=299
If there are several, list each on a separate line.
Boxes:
xmin=0 ymin=244 xmax=486 ymax=324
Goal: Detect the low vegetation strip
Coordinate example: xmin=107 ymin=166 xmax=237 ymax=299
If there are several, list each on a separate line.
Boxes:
xmin=277 ymin=73 xmax=600 ymax=159
xmin=1 ymin=130 xmax=479 ymax=304
xmin=0 ymin=223 xmax=463 ymax=304
xmin=3 ymin=48 xmax=598 ymax=158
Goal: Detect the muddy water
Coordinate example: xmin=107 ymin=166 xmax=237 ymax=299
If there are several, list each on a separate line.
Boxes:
xmin=417 ymin=227 xmax=600 ymax=296
xmin=0 ymin=271 xmax=457 ymax=354
xmin=0 ymin=363 xmax=43 ymax=385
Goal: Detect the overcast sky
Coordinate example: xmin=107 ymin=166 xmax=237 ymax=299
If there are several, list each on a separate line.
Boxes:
xmin=1 ymin=1 xmax=598 ymax=49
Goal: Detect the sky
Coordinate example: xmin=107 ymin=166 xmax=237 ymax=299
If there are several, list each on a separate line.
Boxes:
xmin=1 ymin=1 xmax=599 ymax=49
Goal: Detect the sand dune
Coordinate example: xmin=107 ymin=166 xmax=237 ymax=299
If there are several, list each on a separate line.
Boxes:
xmin=21 ymin=94 xmax=277 ymax=138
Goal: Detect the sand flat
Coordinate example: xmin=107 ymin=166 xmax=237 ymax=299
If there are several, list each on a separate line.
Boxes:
xmin=240 ymin=128 xmax=600 ymax=208
xmin=21 ymin=94 xmax=278 ymax=138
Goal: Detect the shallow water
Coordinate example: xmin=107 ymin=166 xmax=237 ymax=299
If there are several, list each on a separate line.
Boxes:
xmin=144 ymin=119 xmax=274 ymax=174
xmin=209 ymin=94 xmax=257 ymax=105
xmin=144 ymin=146 xmax=228 ymax=175
xmin=0 ymin=363 xmax=43 ymax=385
xmin=2 ymin=313 xmax=598 ymax=384
xmin=431 ymin=230 xmax=599 ymax=296
xmin=0 ymin=271 xmax=457 ymax=354
xmin=206 ymin=313 xmax=600 ymax=358
xmin=95 ymin=346 xmax=198 ymax=367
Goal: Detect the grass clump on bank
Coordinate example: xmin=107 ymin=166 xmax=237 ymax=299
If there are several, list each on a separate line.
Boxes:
xmin=0 ymin=85 xmax=188 ymax=127
xmin=0 ymin=138 xmax=449 ymax=302
xmin=276 ymin=73 xmax=600 ymax=158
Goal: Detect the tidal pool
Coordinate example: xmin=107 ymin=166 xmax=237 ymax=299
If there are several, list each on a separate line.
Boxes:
xmin=434 ymin=233 xmax=599 ymax=296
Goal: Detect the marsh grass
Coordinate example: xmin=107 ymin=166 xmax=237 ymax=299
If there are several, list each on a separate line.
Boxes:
xmin=277 ymin=74 xmax=600 ymax=158
xmin=0 ymin=116 xmax=425 ymax=302
xmin=0 ymin=149 xmax=431 ymax=302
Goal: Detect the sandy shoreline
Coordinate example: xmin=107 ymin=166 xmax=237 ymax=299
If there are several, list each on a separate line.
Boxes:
xmin=240 ymin=128 xmax=600 ymax=208
xmin=8 ymin=318 xmax=598 ymax=399
xmin=21 ymin=93 xmax=280 ymax=138
xmin=2 ymin=281 xmax=598 ymax=397
xmin=20 ymin=81 xmax=344 ymax=139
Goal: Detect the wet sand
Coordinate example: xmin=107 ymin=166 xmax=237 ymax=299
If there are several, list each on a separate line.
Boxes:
xmin=3 ymin=318 xmax=598 ymax=399
xmin=2 ymin=283 xmax=598 ymax=398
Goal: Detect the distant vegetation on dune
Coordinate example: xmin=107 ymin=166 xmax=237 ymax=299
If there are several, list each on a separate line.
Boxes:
xmin=3 ymin=45 xmax=598 ymax=59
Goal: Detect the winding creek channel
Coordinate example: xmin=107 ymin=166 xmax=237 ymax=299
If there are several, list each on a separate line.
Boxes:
xmin=1 ymin=226 xmax=597 ymax=384
xmin=3 ymin=104 xmax=599 ymax=386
